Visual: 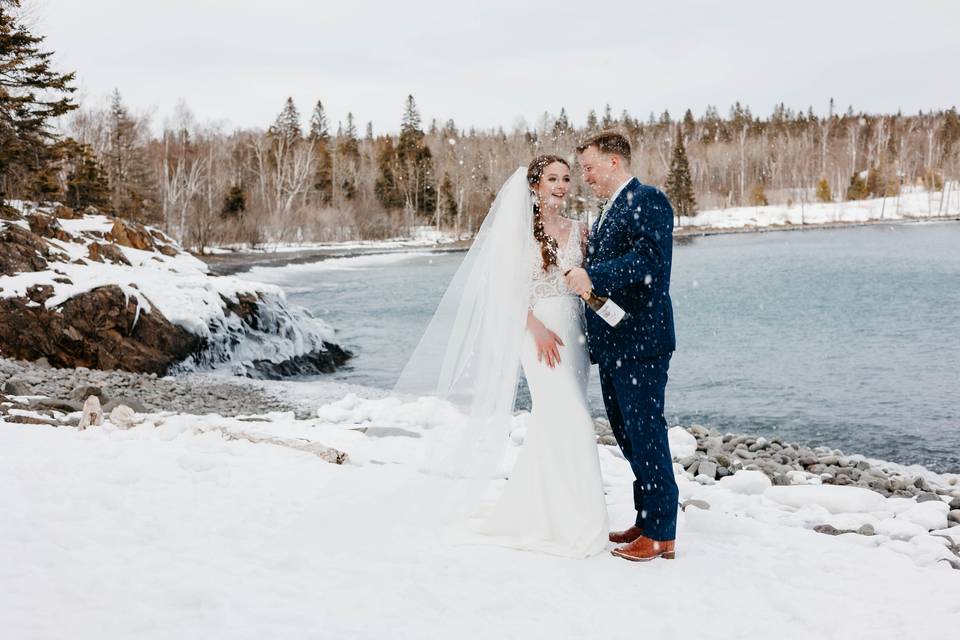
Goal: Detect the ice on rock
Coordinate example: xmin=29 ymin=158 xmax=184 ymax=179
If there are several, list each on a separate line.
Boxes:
xmin=764 ymin=484 xmax=888 ymax=514
xmin=717 ymin=470 xmax=771 ymax=495
xmin=667 ymin=426 xmax=696 ymax=459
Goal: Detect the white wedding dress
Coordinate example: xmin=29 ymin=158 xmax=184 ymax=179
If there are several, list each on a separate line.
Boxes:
xmin=396 ymin=168 xmax=608 ymax=558
xmin=471 ymin=223 xmax=610 ymax=557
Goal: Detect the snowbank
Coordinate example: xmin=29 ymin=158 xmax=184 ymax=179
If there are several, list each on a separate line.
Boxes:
xmin=679 ymin=185 xmax=958 ymax=230
xmin=2 ymin=388 xmax=957 ymax=639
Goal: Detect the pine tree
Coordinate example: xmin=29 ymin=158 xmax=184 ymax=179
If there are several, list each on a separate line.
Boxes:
xmin=439 ymin=173 xmax=457 ymax=225
xmin=602 ymin=104 xmax=615 ymax=128
xmin=0 ymin=1 xmax=77 ymax=206
xmin=221 ymin=184 xmax=246 ymax=219
xmin=586 ymin=109 xmax=598 ymax=131
xmin=365 ymin=121 xmax=374 ymax=141
xmin=682 ymin=109 xmax=696 ymax=140
xmin=396 ymin=95 xmax=435 ymax=216
xmin=553 ymin=108 xmax=570 ymax=136
xmin=63 ymin=140 xmax=110 ymax=210
xmin=335 ymin=113 xmax=360 ymax=200
xmin=664 ymin=129 xmax=696 ymax=216
xmin=308 ymin=100 xmax=330 ymax=143
xmin=846 ymin=172 xmax=869 ymax=200
xmin=107 ymin=90 xmax=157 ymax=221
xmin=374 ymin=136 xmax=402 ymax=209
xmin=815 ymin=178 xmax=832 ymax=203
xmin=270 ymin=97 xmax=302 ymax=142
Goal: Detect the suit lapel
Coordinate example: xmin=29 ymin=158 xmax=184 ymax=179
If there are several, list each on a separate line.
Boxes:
xmin=592 ymin=178 xmax=640 ymax=247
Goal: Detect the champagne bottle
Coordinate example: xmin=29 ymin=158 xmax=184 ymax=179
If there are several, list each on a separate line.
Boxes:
xmin=582 ymin=290 xmax=626 ymax=327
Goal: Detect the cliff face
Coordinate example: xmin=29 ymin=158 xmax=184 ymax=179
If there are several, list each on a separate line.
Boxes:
xmin=0 ymin=203 xmax=349 ymax=377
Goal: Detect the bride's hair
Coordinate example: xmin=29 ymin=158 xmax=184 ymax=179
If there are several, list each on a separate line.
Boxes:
xmin=526 ymin=155 xmax=569 ymax=271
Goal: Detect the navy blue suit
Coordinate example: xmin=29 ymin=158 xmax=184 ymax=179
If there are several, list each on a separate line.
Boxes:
xmin=585 ymin=178 xmax=678 ymax=541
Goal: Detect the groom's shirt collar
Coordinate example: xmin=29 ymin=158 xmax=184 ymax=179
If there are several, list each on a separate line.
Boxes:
xmin=606 ymin=177 xmax=634 ymax=211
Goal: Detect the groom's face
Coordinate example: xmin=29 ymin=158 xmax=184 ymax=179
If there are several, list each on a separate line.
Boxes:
xmin=578 ymin=146 xmax=618 ymax=199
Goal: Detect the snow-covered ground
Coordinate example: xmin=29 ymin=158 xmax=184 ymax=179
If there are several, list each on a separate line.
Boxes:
xmin=3 ymin=383 xmax=958 ymax=639
xmin=680 ymin=184 xmax=959 ymax=229
xmin=205 ymin=225 xmax=462 ymax=255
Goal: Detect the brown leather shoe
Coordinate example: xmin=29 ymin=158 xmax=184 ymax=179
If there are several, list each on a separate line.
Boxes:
xmin=611 ymin=536 xmax=676 ymax=562
xmin=608 ymin=525 xmax=644 ymax=544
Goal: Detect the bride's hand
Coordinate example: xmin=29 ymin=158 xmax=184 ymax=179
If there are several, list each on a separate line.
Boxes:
xmin=528 ymin=316 xmax=564 ymax=368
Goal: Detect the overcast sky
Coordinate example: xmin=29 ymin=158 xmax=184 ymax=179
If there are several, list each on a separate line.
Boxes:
xmin=34 ymin=0 xmax=960 ymax=134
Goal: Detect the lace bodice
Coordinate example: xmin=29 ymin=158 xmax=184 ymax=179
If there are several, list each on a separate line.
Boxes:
xmin=529 ymin=221 xmax=585 ymax=307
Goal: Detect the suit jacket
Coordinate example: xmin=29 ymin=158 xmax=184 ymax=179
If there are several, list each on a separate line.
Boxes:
xmin=585 ymin=177 xmax=676 ymax=365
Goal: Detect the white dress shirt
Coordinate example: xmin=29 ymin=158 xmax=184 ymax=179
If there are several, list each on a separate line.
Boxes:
xmin=598 ymin=176 xmax=634 ymax=228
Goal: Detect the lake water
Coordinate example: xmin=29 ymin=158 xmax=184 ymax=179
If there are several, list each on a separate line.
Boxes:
xmin=243 ymin=223 xmax=960 ymax=473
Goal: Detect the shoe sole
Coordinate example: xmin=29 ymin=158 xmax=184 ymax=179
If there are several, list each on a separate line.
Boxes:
xmin=611 ymin=550 xmax=676 ymax=562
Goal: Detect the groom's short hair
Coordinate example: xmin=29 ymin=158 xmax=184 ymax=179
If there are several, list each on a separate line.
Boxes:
xmin=576 ymin=132 xmax=631 ymax=163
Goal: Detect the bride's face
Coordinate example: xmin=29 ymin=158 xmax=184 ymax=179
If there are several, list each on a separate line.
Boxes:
xmin=533 ymin=162 xmax=571 ymax=211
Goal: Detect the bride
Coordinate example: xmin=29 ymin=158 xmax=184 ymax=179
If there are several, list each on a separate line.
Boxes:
xmin=396 ymin=155 xmax=609 ymax=558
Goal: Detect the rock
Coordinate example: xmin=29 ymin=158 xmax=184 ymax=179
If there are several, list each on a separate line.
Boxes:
xmin=53 ymin=205 xmax=78 ymax=219
xmin=681 ymin=499 xmax=710 ymax=511
xmin=108 ymin=404 xmax=138 ymax=428
xmin=0 ymin=223 xmax=52 ymax=276
xmin=102 ymin=397 xmax=149 ymax=414
xmin=26 ymin=397 xmax=83 ymax=413
xmin=2 ymin=378 xmax=30 ymax=396
xmin=77 ymin=395 xmax=103 ymax=429
xmin=916 ymin=492 xmax=942 ymax=504
xmin=686 ymin=459 xmax=700 ymax=476
xmin=71 ymin=385 xmax=108 ymax=403
xmin=950 ymin=497 xmax=960 ymax=511
xmin=798 ymin=455 xmax=818 ymax=467
xmin=813 ymin=524 xmax=845 ymax=536
xmin=598 ymin=434 xmax=617 ymax=446
xmin=698 ymin=460 xmax=718 ymax=480
xmin=857 ymin=524 xmax=876 ymax=536
xmin=716 ymin=466 xmax=733 ymax=479
xmin=820 ymin=455 xmax=840 ymax=466
xmin=87 ymin=242 xmax=131 ymax=265
xmin=0 ymin=285 xmax=201 ymax=374
xmin=107 ymin=219 xmax=156 ymax=251
xmin=949 ymin=510 xmax=960 ymax=524
xmin=26 ymin=213 xmax=74 ymax=243
xmin=772 ymin=473 xmax=792 ymax=486
xmin=694 ymin=473 xmax=715 ymax=485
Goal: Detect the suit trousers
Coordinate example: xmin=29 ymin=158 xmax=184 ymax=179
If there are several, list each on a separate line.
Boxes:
xmin=599 ymin=353 xmax=678 ymax=541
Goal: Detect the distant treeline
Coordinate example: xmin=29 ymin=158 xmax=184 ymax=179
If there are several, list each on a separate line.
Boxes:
xmin=2 ymin=2 xmax=958 ymax=250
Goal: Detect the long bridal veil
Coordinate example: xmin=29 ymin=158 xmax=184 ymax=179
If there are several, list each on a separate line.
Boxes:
xmin=395 ymin=166 xmax=535 ymax=484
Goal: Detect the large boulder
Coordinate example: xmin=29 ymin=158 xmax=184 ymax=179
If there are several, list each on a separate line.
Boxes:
xmin=0 ymin=224 xmax=50 ymax=276
xmin=0 ymin=284 xmax=201 ymax=374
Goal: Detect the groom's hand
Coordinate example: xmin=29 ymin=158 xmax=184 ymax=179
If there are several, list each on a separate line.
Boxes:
xmin=564 ymin=267 xmax=593 ymax=296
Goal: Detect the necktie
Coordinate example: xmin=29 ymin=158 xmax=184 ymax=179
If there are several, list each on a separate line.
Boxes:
xmin=597 ymin=199 xmax=610 ymax=228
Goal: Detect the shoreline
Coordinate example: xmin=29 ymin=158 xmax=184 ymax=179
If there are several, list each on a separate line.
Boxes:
xmin=3 ymin=355 xmax=958 ymax=480
xmin=199 ymin=215 xmax=960 ymax=275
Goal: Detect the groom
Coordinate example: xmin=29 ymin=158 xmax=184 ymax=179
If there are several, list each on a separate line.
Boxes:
xmin=565 ymin=132 xmax=678 ymax=562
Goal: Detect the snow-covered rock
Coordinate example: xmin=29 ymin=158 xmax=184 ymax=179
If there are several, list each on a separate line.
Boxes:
xmin=718 ymin=469 xmax=771 ymax=495
xmin=668 ymin=426 xmax=697 ymax=459
xmin=764 ymin=484 xmax=889 ymax=514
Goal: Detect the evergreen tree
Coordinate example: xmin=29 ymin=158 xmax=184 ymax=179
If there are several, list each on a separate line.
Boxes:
xmin=846 ymin=172 xmax=869 ymax=200
xmin=107 ymin=90 xmax=157 ymax=221
xmin=664 ymin=129 xmax=696 ymax=216
xmin=439 ymin=173 xmax=457 ymax=225
xmin=62 ymin=140 xmax=110 ymax=210
xmin=815 ymin=178 xmax=832 ymax=203
xmin=602 ymin=104 xmax=615 ymax=128
xmin=308 ymin=100 xmax=330 ymax=143
xmin=553 ymin=108 xmax=570 ymax=136
xmin=365 ymin=121 xmax=374 ymax=141
xmin=335 ymin=113 xmax=360 ymax=199
xmin=308 ymin=100 xmax=332 ymax=204
xmin=586 ymin=109 xmax=598 ymax=130
xmin=939 ymin=106 xmax=960 ymax=160
xmin=396 ymin=95 xmax=436 ymax=216
xmin=682 ymin=109 xmax=696 ymax=140
xmin=270 ymin=97 xmax=302 ymax=142
xmin=374 ymin=136 xmax=402 ymax=209
xmin=221 ymin=184 xmax=246 ymax=218
xmin=0 ymin=1 xmax=77 ymax=206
